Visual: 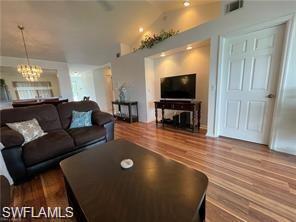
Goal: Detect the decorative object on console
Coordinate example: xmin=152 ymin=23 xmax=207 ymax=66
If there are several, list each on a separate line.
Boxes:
xmin=16 ymin=25 xmax=43 ymax=82
xmin=118 ymin=82 xmax=128 ymax=101
xmin=6 ymin=118 xmax=47 ymax=144
xmin=69 ymin=110 xmax=93 ymax=129
xmin=137 ymin=29 xmax=179 ymax=50
xmin=83 ymin=96 xmax=90 ymax=101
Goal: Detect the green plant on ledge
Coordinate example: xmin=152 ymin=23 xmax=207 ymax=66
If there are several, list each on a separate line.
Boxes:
xmin=137 ymin=29 xmax=179 ymax=50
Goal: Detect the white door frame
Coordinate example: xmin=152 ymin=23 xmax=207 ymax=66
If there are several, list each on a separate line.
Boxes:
xmin=214 ymin=14 xmax=296 ymax=148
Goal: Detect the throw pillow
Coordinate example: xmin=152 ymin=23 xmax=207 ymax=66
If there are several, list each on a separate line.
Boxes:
xmin=69 ymin=110 xmax=93 ymax=129
xmin=6 ymin=119 xmax=47 ymax=144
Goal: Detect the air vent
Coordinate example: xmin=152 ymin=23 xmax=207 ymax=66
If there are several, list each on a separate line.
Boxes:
xmin=225 ymin=0 xmax=244 ymax=14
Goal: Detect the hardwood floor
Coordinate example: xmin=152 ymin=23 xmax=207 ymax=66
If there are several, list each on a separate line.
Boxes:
xmin=12 ymin=122 xmax=296 ymax=222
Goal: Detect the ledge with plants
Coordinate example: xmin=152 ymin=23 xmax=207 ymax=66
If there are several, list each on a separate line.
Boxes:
xmin=136 ymin=29 xmax=179 ymax=50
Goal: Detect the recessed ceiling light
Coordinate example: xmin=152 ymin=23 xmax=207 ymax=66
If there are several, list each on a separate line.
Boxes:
xmin=139 ymin=27 xmax=144 ymax=33
xmin=186 ymin=45 xmax=193 ymax=50
xmin=183 ymin=0 xmax=190 ymax=7
xmin=160 ymin=52 xmax=166 ymax=57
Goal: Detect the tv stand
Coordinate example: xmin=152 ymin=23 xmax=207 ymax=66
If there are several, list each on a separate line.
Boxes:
xmin=154 ymin=100 xmax=201 ymax=132
xmin=159 ymin=99 xmax=194 ymax=104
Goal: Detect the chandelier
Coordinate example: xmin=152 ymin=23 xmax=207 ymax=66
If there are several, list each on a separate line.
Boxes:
xmin=17 ymin=25 xmax=43 ymax=81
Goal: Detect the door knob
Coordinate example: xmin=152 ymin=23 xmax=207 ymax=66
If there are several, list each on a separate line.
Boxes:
xmin=266 ymin=94 xmax=275 ymax=98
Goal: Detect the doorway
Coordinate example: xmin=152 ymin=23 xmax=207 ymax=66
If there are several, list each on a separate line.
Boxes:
xmin=93 ymin=66 xmax=114 ymax=113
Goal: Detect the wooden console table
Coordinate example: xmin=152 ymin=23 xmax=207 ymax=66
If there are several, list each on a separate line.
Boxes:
xmin=112 ymin=101 xmax=139 ymax=123
xmin=154 ymin=101 xmax=201 ymax=132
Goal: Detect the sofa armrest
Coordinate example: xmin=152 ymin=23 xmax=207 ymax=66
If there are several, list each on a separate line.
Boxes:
xmin=92 ymin=111 xmax=114 ymax=126
xmin=1 ymin=146 xmax=27 ymax=184
xmin=104 ymin=121 xmax=114 ymax=142
xmin=0 ymin=126 xmax=24 ymax=148
xmin=92 ymin=111 xmax=114 ymax=142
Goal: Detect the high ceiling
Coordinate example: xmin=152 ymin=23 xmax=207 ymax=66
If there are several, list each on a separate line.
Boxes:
xmin=0 ymin=0 xmax=216 ymax=66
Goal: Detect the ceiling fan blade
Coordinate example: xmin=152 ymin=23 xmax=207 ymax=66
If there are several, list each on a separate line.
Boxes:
xmin=97 ymin=0 xmax=113 ymax=11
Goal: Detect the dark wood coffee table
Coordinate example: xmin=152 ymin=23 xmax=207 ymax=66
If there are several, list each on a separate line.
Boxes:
xmin=60 ymin=139 xmax=208 ymax=222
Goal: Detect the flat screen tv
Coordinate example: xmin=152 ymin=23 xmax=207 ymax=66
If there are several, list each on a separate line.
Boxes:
xmin=161 ymin=74 xmax=196 ymax=99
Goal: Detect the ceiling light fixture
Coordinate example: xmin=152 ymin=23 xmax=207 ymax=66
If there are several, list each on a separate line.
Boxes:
xmin=139 ymin=27 xmax=144 ymax=33
xmin=186 ymin=45 xmax=193 ymax=50
xmin=160 ymin=52 xmax=166 ymax=57
xmin=183 ymin=0 xmax=190 ymax=7
xmin=72 ymin=72 xmax=81 ymax=77
xmin=17 ymin=25 xmax=43 ymax=82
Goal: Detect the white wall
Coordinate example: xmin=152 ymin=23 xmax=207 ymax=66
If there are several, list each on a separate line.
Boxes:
xmin=153 ymin=45 xmax=210 ymax=127
xmin=112 ymin=52 xmax=148 ymax=122
xmin=271 ymin=17 xmax=296 ymax=155
xmin=111 ymin=1 xmax=296 ymax=155
xmin=133 ymin=2 xmax=221 ymax=49
xmin=144 ymin=58 xmax=156 ymax=122
xmin=120 ymin=43 xmax=132 ymax=56
xmin=93 ymin=66 xmax=113 ymax=112
xmin=0 ymin=56 xmax=73 ymax=100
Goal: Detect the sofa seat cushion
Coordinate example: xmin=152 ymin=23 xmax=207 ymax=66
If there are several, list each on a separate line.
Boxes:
xmin=23 ymin=130 xmax=74 ymax=166
xmin=67 ymin=126 xmax=106 ymax=147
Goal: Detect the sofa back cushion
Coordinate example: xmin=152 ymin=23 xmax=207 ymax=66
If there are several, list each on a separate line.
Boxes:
xmin=0 ymin=104 xmax=62 ymax=132
xmin=57 ymin=101 xmax=100 ymax=129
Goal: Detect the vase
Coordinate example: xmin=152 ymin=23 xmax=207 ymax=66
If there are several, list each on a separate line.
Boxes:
xmin=119 ymin=94 xmax=125 ymax=102
xmin=119 ymin=88 xmax=127 ymax=102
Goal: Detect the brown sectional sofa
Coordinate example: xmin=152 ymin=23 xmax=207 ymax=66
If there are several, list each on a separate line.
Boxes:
xmin=0 ymin=101 xmax=114 ymax=184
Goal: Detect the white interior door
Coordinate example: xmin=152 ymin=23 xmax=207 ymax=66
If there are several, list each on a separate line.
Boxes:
xmin=219 ymin=24 xmax=285 ymax=144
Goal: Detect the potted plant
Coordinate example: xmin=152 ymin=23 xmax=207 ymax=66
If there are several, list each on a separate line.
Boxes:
xmin=0 ymin=79 xmax=11 ymax=102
